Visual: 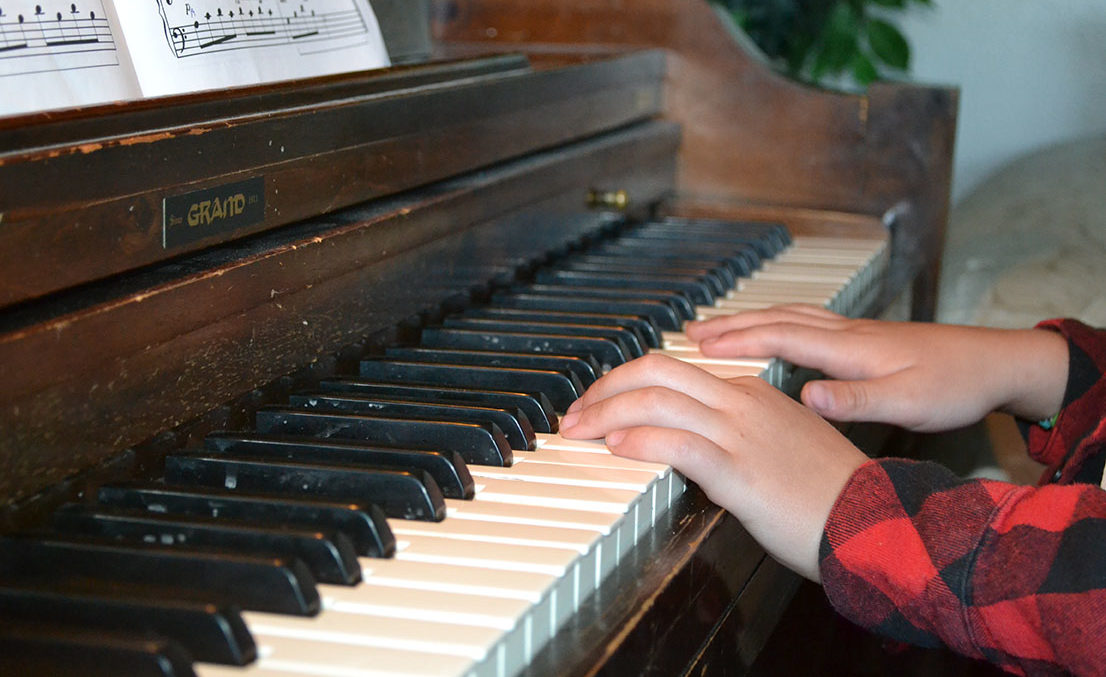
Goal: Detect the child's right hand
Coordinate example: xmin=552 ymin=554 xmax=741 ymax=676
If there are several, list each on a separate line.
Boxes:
xmin=684 ymin=305 xmax=1070 ymax=432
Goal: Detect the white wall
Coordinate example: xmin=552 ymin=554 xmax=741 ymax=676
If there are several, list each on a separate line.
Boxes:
xmin=898 ymin=0 xmax=1106 ymax=203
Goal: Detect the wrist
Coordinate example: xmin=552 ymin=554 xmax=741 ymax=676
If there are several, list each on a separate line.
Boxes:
xmin=994 ymin=328 xmax=1068 ymax=421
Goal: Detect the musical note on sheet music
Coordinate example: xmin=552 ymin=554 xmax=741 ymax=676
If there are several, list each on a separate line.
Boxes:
xmin=0 ymin=1 xmax=119 ymax=77
xmin=156 ymin=0 xmax=372 ymax=59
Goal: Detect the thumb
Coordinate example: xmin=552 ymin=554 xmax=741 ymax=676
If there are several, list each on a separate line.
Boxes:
xmin=801 ymin=378 xmax=889 ymax=423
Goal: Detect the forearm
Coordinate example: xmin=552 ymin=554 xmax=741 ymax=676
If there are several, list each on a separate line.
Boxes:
xmin=821 ymin=458 xmax=1106 ymax=675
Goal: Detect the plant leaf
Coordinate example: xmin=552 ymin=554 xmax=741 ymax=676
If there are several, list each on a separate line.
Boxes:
xmin=870 ymin=0 xmax=906 ymax=7
xmin=811 ymin=3 xmax=860 ymax=79
xmin=852 ymin=51 xmax=879 ymax=85
xmin=866 ymin=18 xmax=909 ymax=70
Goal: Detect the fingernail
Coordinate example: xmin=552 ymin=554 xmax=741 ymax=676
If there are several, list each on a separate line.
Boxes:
xmin=606 ymin=430 xmax=626 ymax=446
xmin=566 ymin=398 xmax=583 ymax=414
xmin=560 ymin=411 xmax=580 ymax=429
xmin=805 ymin=383 xmax=833 ymax=412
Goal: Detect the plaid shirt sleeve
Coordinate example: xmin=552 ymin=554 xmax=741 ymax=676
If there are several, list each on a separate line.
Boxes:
xmin=819 ymin=320 xmax=1106 ymax=676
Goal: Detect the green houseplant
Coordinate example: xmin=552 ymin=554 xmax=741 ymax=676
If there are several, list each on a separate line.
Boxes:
xmin=713 ymin=0 xmax=931 ymax=86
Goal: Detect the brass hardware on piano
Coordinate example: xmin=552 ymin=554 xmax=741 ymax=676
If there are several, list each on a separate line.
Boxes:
xmin=0 ymin=1 xmax=955 ymax=676
xmin=586 ymin=189 xmax=631 ymax=211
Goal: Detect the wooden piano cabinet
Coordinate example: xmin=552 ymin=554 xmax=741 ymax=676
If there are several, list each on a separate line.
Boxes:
xmin=431 ymin=0 xmax=958 ymax=320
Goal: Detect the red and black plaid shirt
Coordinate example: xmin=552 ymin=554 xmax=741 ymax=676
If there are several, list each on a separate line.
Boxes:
xmin=820 ymin=319 xmax=1106 ymax=676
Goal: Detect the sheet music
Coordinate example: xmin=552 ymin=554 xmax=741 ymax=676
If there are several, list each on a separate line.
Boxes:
xmin=107 ymin=0 xmax=390 ymax=98
xmin=0 ymin=1 xmax=140 ymax=115
xmin=1 ymin=0 xmax=390 ymax=116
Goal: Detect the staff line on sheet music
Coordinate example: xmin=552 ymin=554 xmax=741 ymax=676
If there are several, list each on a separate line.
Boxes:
xmin=0 ymin=4 xmax=116 ymax=75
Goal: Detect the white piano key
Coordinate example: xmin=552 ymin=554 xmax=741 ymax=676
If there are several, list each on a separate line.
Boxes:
xmin=533 ymin=434 xmax=611 ymax=454
xmin=471 ymin=477 xmax=640 ymax=515
xmin=445 ymin=497 xmax=623 ymax=534
xmin=333 ymin=561 xmax=556 ymax=662
xmin=470 ymin=458 xmax=656 ymax=493
xmin=194 ymin=634 xmax=480 ymax=677
xmin=241 ymin=610 xmax=503 ymax=661
xmin=393 ymin=532 xmax=579 ymax=577
xmin=523 ymin=447 xmax=670 ymax=477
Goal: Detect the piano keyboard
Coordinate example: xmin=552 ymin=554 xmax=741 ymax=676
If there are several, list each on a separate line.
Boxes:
xmin=0 ymin=219 xmax=886 ymax=677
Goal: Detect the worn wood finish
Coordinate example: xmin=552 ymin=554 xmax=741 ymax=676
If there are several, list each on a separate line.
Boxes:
xmin=0 ymin=50 xmax=663 ymax=308
xmin=431 ymin=0 xmax=957 ymax=319
xmin=0 ymin=120 xmax=679 ymax=510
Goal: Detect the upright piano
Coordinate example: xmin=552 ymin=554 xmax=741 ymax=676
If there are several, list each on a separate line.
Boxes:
xmin=0 ymin=1 xmax=957 ymax=675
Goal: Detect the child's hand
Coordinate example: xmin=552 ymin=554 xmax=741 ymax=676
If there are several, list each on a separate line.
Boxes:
xmin=685 ymin=305 xmax=1069 ymax=431
xmin=559 ymin=354 xmax=868 ymax=582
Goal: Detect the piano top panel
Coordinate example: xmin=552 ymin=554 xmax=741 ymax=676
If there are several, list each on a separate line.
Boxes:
xmin=0 ymin=49 xmax=664 ymax=309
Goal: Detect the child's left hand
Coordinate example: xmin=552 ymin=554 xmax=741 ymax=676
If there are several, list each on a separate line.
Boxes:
xmin=559 ymin=353 xmax=868 ymax=582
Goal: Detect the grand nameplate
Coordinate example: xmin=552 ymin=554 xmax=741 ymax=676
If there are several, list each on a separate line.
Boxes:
xmin=163 ymin=177 xmax=266 ymax=249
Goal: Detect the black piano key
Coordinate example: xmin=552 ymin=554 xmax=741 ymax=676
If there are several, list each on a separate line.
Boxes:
xmin=0 ymin=622 xmax=196 ymax=677
xmin=0 ymin=582 xmax=255 ymax=665
xmin=0 ymin=535 xmax=320 ymax=616
xmin=287 ymin=392 xmax=533 ymax=454
xmin=490 ymin=291 xmax=683 ymax=331
xmin=207 ymin=430 xmax=476 ymax=498
xmin=635 ymin=221 xmax=785 ymax=258
xmin=423 ymin=325 xmax=632 ymax=367
xmin=318 ymin=380 xmax=558 ymax=434
xmin=556 ymin=258 xmax=731 ymax=296
xmin=165 ymin=454 xmax=447 ymax=522
xmin=590 ymin=241 xmax=758 ymax=277
xmin=51 ymin=503 xmax=361 ymax=586
xmin=441 ymin=317 xmax=640 ymax=360
xmin=358 ymin=359 xmax=581 ymax=412
xmin=257 ymin=406 xmax=513 ymax=467
xmin=96 ymin=482 xmax=395 ymax=558
xmin=386 ymin=345 xmax=599 ymax=388
xmin=620 ymin=231 xmax=773 ymax=266
xmin=459 ymin=307 xmax=659 ymax=349
xmin=520 ymin=284 xmax=697 ymax=323
xmin=534 ymin=269 xmax=716 ymax=306
xmin=654 ymin=217 xmax=792 ymax=251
